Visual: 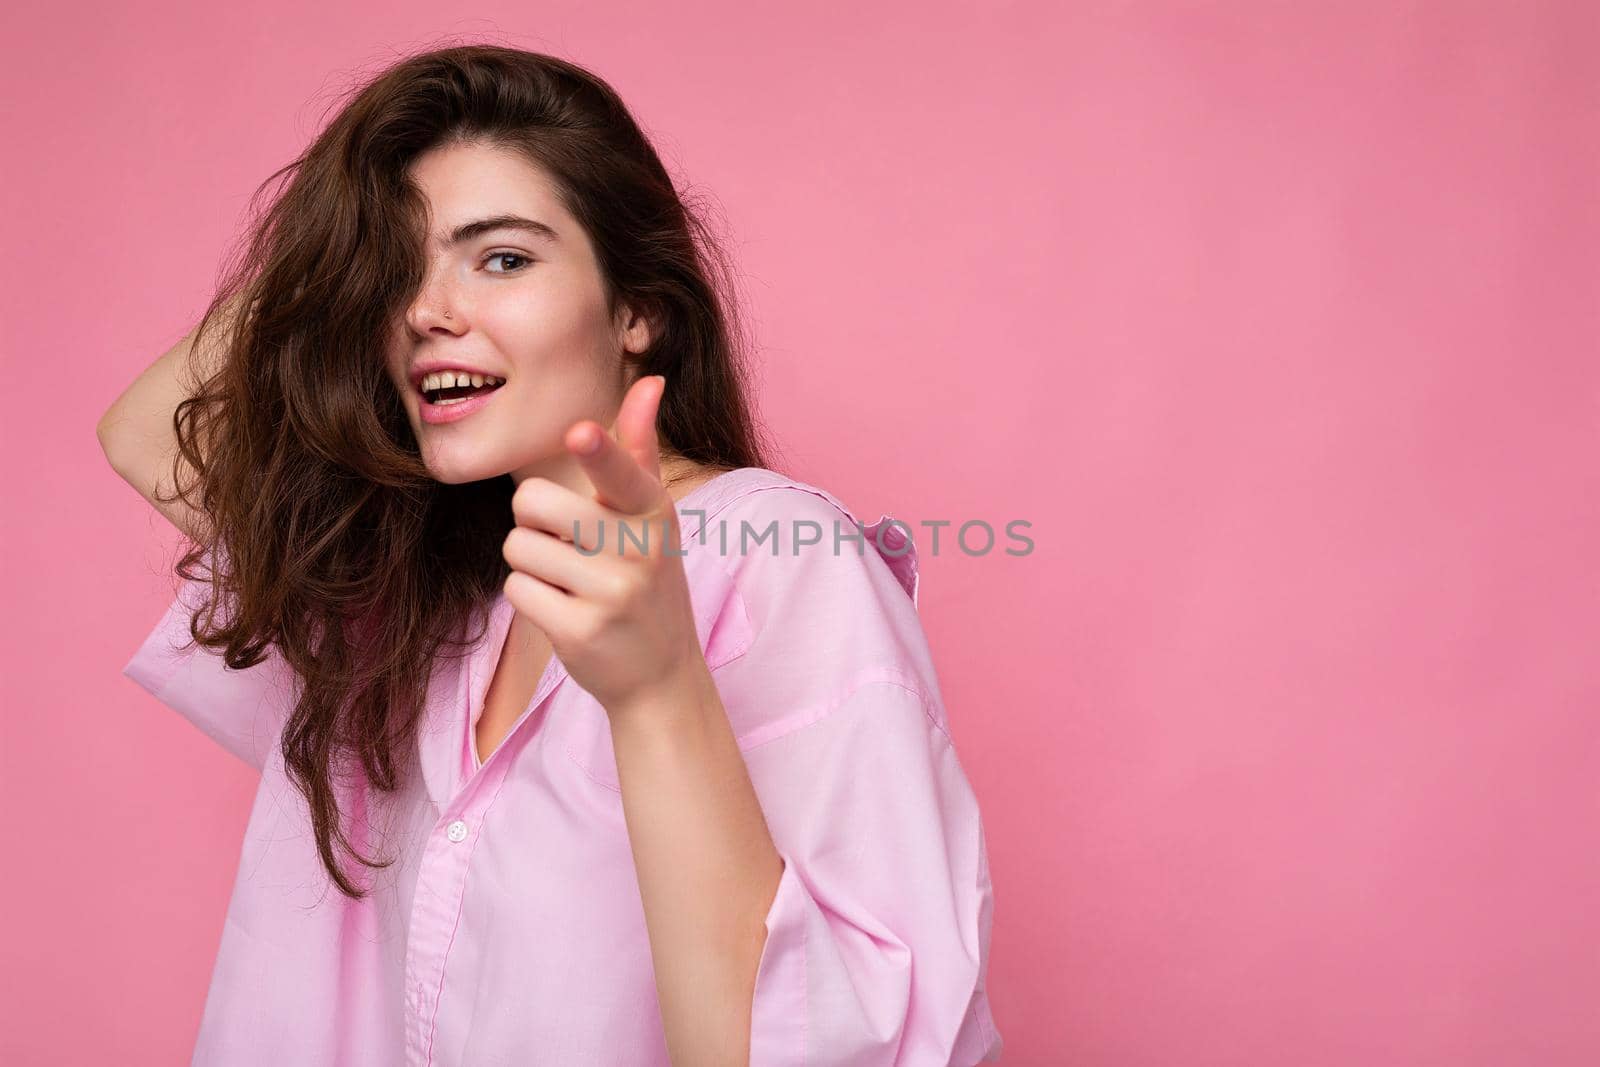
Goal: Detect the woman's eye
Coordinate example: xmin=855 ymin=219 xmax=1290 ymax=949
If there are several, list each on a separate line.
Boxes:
xmin=483 ymin=252 xmax=531 ymax=273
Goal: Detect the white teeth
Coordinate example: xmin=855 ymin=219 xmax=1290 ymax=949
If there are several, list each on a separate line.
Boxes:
xmin=420 ymin=371 xmax=505 ymax=393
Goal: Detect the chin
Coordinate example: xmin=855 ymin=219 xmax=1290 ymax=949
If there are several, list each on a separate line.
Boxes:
xmin=432 ymin=466 xmax=510 ymax=486
xmin=419 ymin=449 xmax=510 ymax=486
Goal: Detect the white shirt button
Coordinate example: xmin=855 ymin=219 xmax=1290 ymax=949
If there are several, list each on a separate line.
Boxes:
xmin=446 ymin=819 xmax=468 ymax=843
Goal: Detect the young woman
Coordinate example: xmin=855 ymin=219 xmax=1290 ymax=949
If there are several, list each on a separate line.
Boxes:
xmin=100 ymin=44 xmax=1003 ymax=1067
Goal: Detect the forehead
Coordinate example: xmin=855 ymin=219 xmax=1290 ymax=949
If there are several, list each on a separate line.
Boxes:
xmin=406 ymin=141 xmax=571 ymax=249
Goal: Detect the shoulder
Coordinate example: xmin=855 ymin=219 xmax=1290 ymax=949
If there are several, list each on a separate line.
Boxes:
xmin=683 ymin=468 xmax=945 ymax=733
xmin=686 ymin=468 xmax=920 ymax=606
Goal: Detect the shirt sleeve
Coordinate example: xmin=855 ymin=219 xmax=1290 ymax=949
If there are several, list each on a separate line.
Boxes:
xmin=702 ymin=486 xmax=1004 ymax=1066
xmin=120 ymin=554 xmax=300 ymax=773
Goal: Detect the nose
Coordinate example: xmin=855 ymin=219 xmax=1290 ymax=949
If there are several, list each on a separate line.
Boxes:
xmin=405 ymin=285 xmax=466 ymax=337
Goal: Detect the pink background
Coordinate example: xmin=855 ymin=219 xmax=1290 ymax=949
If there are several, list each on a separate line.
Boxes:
xmin=4 ymin=3 xmax=1596 ymax=1064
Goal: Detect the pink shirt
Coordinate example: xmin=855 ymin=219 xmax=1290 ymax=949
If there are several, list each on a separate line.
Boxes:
xmin=123 ymin=466 xmax=1004 ymax=1066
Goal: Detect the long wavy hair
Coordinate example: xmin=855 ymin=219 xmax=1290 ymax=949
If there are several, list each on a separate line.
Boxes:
xmin=164 ymin=43 xmax=774 ymax=899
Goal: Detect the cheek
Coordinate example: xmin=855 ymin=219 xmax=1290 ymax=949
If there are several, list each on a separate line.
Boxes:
xmin=495 ymin=281 xmax=607 ymax=348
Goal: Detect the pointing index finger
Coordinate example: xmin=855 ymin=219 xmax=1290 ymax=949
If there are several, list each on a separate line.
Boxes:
xmin=566 ymin=376 xmax=666 ymax=514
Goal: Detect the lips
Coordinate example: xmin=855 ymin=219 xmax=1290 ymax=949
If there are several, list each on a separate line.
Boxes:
xmin=418 ymin=379 xmax=503 ymax=425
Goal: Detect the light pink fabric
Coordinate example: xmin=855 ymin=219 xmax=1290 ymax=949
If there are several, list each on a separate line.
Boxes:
xmin=122 ymin=466 xmax=1004 ymax=1066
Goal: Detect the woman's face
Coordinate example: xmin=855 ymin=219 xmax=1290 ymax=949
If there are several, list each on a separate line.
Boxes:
xmin=385 ymin=140 xmax=653 ymax=490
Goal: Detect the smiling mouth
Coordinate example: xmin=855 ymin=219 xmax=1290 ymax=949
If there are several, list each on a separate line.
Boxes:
xmin=422 ymin=380 xmax=506 ymax=406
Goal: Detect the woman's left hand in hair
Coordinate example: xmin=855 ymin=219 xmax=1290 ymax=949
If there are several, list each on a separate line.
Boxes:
xmin=501 ymin=374 xmax=709 ymax=716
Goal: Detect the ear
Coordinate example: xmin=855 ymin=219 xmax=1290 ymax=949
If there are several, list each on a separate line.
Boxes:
xmin=616 ymin=297 xmax=661 ymax=357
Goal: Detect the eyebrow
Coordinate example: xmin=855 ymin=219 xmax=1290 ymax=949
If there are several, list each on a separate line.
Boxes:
xmin=442 ymin=214 xmax=561 ymax=246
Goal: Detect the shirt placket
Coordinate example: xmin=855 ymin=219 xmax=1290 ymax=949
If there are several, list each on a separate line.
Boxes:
xmin=403 ymin=624 xmax=568 ymax=1067
xmin=404 ymin=778 xmax=495 ymax=1067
